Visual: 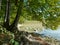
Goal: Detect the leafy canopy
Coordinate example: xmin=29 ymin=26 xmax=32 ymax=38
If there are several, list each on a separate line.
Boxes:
xmin=0 ymin=0 xmax=60 ymax=29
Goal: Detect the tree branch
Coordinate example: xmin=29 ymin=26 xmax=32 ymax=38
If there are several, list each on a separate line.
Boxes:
xmin=9 ymin=0 xmax=23 ymax=31
xmin=3 ymin=0 xmax=10 ymax=29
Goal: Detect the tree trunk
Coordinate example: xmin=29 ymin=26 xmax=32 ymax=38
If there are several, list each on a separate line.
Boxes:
xmin=9 ymin=0 xmax=23 ymax=32
xmin=0 ymin=0 xmax=2 ymax=10
xmin=15 ymin=0 xmax=18 ymax=5
xmin=3 ymin=0 xmax=10 ymax=30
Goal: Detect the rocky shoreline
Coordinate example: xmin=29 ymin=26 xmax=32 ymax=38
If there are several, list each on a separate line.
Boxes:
xmin=29 ymin=32 xmax=60 ymax=45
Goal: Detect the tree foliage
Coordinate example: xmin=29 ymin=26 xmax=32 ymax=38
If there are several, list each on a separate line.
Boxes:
xmin=0 ymin=0 xmax=60 ymax=30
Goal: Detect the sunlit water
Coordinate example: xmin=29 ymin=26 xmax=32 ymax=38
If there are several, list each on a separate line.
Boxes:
xmin=35 ymin=28 xmax=60 ymax=41
xmin=18 ymin=24 xmax=60 ymax=40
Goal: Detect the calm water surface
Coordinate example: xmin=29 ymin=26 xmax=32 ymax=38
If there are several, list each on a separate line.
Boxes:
xmin=35 ymin=28 xmax=60 ymax=40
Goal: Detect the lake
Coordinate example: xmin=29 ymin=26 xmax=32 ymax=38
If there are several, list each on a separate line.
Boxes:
xmin=35 ymin=28 xmax=60 ymax=41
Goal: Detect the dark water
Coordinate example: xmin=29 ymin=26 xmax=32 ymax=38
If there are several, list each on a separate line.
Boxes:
xmin=35 ymin=28 xmax=60 ymax=40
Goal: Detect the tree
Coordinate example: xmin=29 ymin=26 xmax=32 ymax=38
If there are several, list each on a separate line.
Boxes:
xmin=0 ymin=0 xmax=2 ymax=10
xmin=9 ymin=0 xmax=23 ymax=32
xmin=3 ymin=0 xmax=10 ymax=30
xmin=0 ymin=0 xmax=60 ymax=32
xmin=1 ymin=0 xmax=23 ymax=32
